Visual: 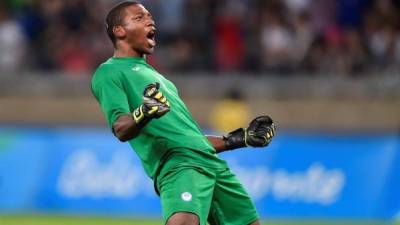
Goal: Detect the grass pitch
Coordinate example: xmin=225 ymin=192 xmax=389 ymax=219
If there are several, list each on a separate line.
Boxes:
xmin=0 ymin=214 xmax=396 ymax=225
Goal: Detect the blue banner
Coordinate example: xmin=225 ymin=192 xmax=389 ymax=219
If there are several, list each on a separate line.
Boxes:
xmin=0 ymin=127 xmax=399 ymax=220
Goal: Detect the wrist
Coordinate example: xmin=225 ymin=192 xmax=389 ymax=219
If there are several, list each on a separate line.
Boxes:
xmin=132 ymin=105 xmax=152 ymax=125
xmin=223 ymin=128 xmax=246 ymax=150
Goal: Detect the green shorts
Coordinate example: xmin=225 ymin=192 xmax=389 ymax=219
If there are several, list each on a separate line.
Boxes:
xmin=156 ymin=165 xmax=259 ymax=225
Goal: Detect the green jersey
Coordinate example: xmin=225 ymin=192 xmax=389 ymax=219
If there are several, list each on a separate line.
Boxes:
xmin=91 ymin=57 xmax=227 ymax=179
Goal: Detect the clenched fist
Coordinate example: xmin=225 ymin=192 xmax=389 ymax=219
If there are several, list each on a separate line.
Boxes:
xmin=223 ymin=116 xmax=275 ymax=150
xmin=132 ymin=82 xmax=170 ymax=124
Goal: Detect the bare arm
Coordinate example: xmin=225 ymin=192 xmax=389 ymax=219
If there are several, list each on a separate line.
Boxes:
xmin=113 ymin=83 xmax=171 ymax=142
xmin=113 ymin=114 xmax=144 ymax=142
xmin=206 ymin=135 xmax=230 ymax=153
xmin=114 ymin=118 xmax=231 ymax=151
xmin=113 ymin=117 xmax=232 ymax=151
xmin=207 ymin=116 xmax=276 ymax=153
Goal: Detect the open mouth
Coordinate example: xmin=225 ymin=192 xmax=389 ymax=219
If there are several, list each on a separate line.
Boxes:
xmin=147 ymin=29 xmax=156 ymax=47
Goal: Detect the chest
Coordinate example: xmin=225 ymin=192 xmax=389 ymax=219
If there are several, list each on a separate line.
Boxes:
xmin=122 ymin=64 xmax=179 ymax=102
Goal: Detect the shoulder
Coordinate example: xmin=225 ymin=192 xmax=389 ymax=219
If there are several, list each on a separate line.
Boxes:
xmin=91 ymin=62 xmax=124 ymax=94
xmin=92 ymin=62 xmax=118 ymax=80
xmin=92 ymin=62 xmax=124 ymax=86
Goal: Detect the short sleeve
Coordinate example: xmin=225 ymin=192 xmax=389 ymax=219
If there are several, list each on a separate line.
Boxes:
xmin=91 ymin=65 xmax=130 ymax=130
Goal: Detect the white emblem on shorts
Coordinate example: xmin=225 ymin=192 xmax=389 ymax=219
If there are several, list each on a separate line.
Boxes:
xmin=132 ymin=66 xmax=140 ymax=71
xmin=181 ymin=192 xmax=192 ymax=201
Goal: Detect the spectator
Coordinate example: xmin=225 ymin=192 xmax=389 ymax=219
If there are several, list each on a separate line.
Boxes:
xmin=260 ymin=4 xmax=293 ymax=73
xmin=364 ymin=11 xmax=394 ymax=68
xmin=0 ymin=3 xmax=26 ymax=73
xmin=0 ymin=0 xmax=399 ymax=75
xmin=341 ymin=28 xmax=369 ymax=75
xmin=291 ymin=12 xmax=314 ymax=69
xmin=284 ymin=0 xmax=311 ymax=17
xmin=214 ymin=0 xmax=247 ymax=71
xmin=309 ymin=0 xmax=337 ymax=33
xmin=337 ymin=0 xmax=371 ymax=28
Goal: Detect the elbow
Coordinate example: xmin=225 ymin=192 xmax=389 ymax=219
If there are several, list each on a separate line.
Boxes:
xmin=113 ymin=124 xmax=137 ymax=142
xmin=116 ymin=133 xmax=129 ymax=142
xmin=113 ymin=125 xmax=131 ymax=142
xmin=112 ymin=115 xmax=139 ymax=142
xmin=114 ymin=128 xmax=134 ymax=142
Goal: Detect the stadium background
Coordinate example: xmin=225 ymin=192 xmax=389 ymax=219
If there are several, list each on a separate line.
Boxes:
xmin=0 ymin=0 xmax=399 ymax=225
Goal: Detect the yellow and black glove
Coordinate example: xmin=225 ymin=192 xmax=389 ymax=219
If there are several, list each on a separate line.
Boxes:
xmin=132 ymin=82 xmax=170 ymax=125
xmin=223 ymin=116 xmax=275 ymax=150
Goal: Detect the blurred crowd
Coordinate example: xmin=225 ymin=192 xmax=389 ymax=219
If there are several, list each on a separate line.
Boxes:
xmin=0 ymin=0 xmax=400 ymax=76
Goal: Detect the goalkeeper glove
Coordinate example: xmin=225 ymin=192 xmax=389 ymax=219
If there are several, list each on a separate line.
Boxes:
xmin=223 ymin=115 xmax=275 ymax=150
xmin=132 ymin=82 xmax=170 ymax=125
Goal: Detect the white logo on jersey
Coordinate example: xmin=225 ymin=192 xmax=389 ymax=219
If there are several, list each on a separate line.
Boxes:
xmin=132 ymin=66 xmax=140 ymax=71
xmin=181 ymin=192 xmax=192 ymax=201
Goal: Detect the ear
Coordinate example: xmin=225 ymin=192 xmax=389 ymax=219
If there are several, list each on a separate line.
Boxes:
xmin=113 ymin=25 xmax=126 ymax=39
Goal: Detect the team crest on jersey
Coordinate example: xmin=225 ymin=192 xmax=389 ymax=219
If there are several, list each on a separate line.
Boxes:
xmin=181 ymin=192 xmax=192 ymax=201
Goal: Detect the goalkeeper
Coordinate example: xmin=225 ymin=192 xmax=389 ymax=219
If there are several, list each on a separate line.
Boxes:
xmin=91 ymin=1 xmax=275 ymax=225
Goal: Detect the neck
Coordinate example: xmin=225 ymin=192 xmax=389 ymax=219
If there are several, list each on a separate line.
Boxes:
xmin=114 ymin=42 xmax=144 ymax=58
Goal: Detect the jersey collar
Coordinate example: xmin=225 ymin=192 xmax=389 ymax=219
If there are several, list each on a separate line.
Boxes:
xmin=110 ymin=56 xmax=146 ymax=64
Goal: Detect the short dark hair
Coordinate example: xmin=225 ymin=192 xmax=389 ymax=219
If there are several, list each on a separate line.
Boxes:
xmin=105 ymin=1 xmax=140 ymax=47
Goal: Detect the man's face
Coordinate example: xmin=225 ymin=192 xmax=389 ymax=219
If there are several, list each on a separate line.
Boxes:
xmin=119 ymin=4 xmax=156 ymax=55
